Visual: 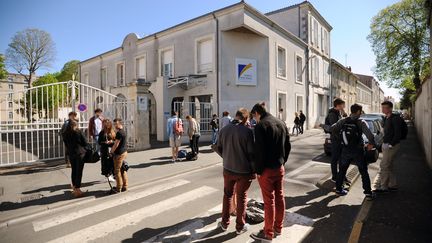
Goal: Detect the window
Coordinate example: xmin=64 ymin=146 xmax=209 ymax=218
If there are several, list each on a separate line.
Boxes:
xmin=323 ymin=30 xmax=329 ymax=55
xmin=117 ymin=62 xmax=125 ymax=86
xmin=101 ymin=68 xmax=107 ymax=90
xmin=313 ymin=58 xmax=320 ymax=84
xmin=8 ymin=84 xmax=13 ymax=90
xmin=313 ymin=19 xmax=319 ymax=47
xmin=8 ymin=102 xmax=12 ymax=108
xmin=136 ymin=56 xmax=146 ymax=80
xmin=197 ymin=39 xmax=213 ymax=73
xmin=296 ymin=55 xmax=303 ymax=83
xmin=296 ymin=95 xmax=304 ymax=112
xmin=277 ymin=46 xmax=287 ymax=78
xmin=8 ymin=76 xmax=13 ymax=82
xmin=8 ymin=112 xmax=13 ymax=119
xmin=7 ymin=93 xmax=12 ymax=100
xmin=323 ymin=60 xmax=329 ymax=87
xmin=277 ymin=92 xmax=287 ymax=121
xmin=161 ymin=49 xmax=173 ymax=77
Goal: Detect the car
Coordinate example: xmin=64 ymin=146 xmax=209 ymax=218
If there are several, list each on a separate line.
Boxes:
xmin=323 ymin=117 xmax=384 ymax=163
xmin=361 ymin=113 xmax=385 ymax=126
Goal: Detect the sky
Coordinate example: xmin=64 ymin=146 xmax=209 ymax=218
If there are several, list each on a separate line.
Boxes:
xmin=0 ymin=0 xmax=402 ymax=100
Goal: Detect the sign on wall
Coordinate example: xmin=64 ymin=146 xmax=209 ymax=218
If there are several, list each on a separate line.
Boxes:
xmin=138 ymin=96 xmax=148 ymax=111
xmin=235 ymin=58 xmax=257 ymax=86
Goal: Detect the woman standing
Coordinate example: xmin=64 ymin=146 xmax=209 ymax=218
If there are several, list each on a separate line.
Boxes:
xmin=98 ymin=119 xmax=115 ymax=180
xmin=293 ymin=112 xmax=301 ymax=136
xmin=63 ymin=120 xmax=88 ymax=197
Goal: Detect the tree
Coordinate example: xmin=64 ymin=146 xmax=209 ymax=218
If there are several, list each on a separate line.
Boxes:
xmin=368 ymin=0 xmax=429 ymax=90
xmin=5 ymin=28 xmax=56 ymax=88
xmin=56 ymin=60 xmax=80 ymax=82
xmin=0 ymin=54 xmax=7 ymax=80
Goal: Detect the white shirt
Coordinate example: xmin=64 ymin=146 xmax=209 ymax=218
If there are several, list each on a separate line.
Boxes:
xmin=220 ymin=116 xmax=233 ymax=129
xmin=94 ymin=117 xmax=103 ymax=137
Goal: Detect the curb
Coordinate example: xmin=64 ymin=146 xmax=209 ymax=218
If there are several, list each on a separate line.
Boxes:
xmin=0 ymin=161 xmax=221 ymax=229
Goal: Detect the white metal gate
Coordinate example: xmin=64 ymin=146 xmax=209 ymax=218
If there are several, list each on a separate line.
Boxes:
xmin=173 ymin=101 xmax=214 ymax=132
xmin=0 ymin=80 xmax=135 ymax=166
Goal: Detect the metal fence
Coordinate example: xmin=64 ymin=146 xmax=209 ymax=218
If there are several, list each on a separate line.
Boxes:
xmin=173 ymin=101 xmax=214 ymax=132
xmin=0 ymin=80 xmax=134 ymax=166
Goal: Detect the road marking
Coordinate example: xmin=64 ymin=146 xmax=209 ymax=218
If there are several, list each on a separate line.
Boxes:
xmin=284 ymin=178 xmax=315 ymax=187
xmin=144 ymin=204 xmax=222 ymax=243
xmin=285 ymin=162 xmax=313 ymax=178
xmin=46 ymin=186 xmax=218 ymax=243
xmin=33 ymin=179 xmax=190 ymax=232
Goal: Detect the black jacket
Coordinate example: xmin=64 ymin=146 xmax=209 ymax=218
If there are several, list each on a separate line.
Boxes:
xmin=383 ymin=114 xmax=402 ymax=146
xmin=299 ymin=113 xmax=306 ymax=124
xmin=63 ymin=130 xmax=88 ymax=159
xmin=254 ymin=113 xmax=291 ymax=174
xmin=294 ymin=117 xmax=300 ymax=125
xmin=326 ymin=108 xmax=342 ymax=139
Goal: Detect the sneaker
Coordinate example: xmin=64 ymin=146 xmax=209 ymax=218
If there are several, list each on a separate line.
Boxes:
xmin=218 ymin=222 xmax=228 ymax=232
xmin=108 ymin=175 xmax=115 ymax=182
xmin=171 ymin=159 xmax=176 ymax=163
xmin=372 ymin=188 xmax=389 ymax=193
xmin=274 ymin=229 xmax=282 ymax=238
xmin=365 ymin=193 xmax=375 ymax=201
xmin=335 ymin=189 xmax=348 ymax=196
xmin=121 ymin=187 xmax=127 ymax=192
xmin=250 ymin=230 xmax=272 ymax=242
xmin=236 ymin=223 xmax=250 ymax=235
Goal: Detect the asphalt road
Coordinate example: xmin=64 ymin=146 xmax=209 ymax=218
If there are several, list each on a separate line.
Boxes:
xmin=0 ymin=132 xmax=369 ymax=243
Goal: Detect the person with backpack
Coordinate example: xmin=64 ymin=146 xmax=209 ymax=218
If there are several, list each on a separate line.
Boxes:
xmin=373 ymin=101 xmax=406 ymax=193
xmin=167 ymin=111 xmax=183 ymax=162
xmin=214 ymin=108 xmax=255 ymax=235
xmin=60 ymin=111 xmax=78 ymax=168
xmin=186 ymin=115 xmax=201 ymax=157
xmin=210 ymin=114 xmax=219 ymax=145
xmin=329 ymin=104 xmax=376 ymax=200
xmin=299 ymin=110 xmax=306 ymax=134
xmin=250 ymin=103 xmax=291 ymax=242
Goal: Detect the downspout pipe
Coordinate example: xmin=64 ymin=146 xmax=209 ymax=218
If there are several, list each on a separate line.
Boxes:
xmin=212 ymin=13 xmax=220 ymax=116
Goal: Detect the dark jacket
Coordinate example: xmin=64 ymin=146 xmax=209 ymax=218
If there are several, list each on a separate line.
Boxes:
xmin=383 ymin=114 xmax=402 ymax=146
xmin=63 ymin=130 xmax=88 ymax=159
xmin=299 ymin=113 xmax=306 ymax=124
xmin=98 ymin=131 xmax=114 ymax=156
xmin=294 ymin=117 xmax=300 ymax=126
xmin=210 ymin=119 xmax=219 ymax=130
xmin=330 ymin=114 xmax=376 ymax=149
xmin=215 ymin=123 xmax=255 ymax=175
xmin=326 ymin=108 xmax=342 ymax=139
xmin=254 ymin=113 xmax=291 ymax=174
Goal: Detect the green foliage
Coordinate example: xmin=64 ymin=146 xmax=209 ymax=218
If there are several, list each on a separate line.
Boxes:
xmin=56 ymin=60 xmax=80 ymax=82
xmin=0 ymin=54 xmax=7 ymax=80
xmin=29 ymin=73 xmax=69 ymax=114
xmin=368 ymin=0 xmax=429 ymax=90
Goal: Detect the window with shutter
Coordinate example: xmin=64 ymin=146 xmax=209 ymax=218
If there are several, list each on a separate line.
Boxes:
xmin=197 ymin=39 xmax=212 ymax=73
xmin=136 ymin=57 xmax=146 ymax=80
xmin=161 ymin=49 xmax=173 ymax=77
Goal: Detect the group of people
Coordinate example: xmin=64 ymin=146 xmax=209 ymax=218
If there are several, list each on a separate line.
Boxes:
xmin=291 ymin=109 xmax=306 ymax=136
xmin=60 ymin=108 xmax=129 ymax=197
xmin=324 ymin=98 xmax=404 ymax=199
xmin=213 ymin=103 xmax=291 ymax=242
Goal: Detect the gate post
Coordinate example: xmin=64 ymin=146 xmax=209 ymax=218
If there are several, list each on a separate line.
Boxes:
xmin=134 ymin=83 xmax=151 ymax=150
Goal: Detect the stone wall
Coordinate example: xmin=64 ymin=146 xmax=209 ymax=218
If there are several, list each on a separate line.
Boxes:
xmin=414 ymin=78 xmax=432 ymax=168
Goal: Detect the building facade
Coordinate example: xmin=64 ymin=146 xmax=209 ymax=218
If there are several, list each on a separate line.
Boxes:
xmin=356 ymin=74 xmax=382 ymax=113
xmin=266 ymin=1 xmax=332 ymax=128
xmin=330 ymin=60 xmax=358 ymax=111
xmin=80 ymin=2 xmax=308 ymax=142
xmin=355 ymin=78 xmax=373 ymax=113
xmin=0 ymin=73 xmax=32 ymax=123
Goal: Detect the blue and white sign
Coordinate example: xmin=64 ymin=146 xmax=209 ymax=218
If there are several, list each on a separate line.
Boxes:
xmin=235 ymin=58 xmax=257 ymax=86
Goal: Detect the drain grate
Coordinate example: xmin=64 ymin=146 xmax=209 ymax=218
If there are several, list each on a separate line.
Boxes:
xmin=19 ymin=194 xmax=43 ymax=203
xmin=346 ymin=166 xmax=359 ymax=182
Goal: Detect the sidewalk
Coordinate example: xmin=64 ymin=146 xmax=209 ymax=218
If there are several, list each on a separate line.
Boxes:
xmin=358 ymin=123 xmax=432 ymax=243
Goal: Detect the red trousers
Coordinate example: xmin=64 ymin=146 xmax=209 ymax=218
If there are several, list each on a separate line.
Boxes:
xmin=258 ymin=166 xmax=285 ymax=238
xmin=221 ymin=170 xmax=255 ymax=231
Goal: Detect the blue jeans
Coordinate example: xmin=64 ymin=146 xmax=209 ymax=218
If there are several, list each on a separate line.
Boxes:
xmin=212 ymin=129 xmax=218 ymax=144
xmin=336 ymin=148 xmax=371 ymax=194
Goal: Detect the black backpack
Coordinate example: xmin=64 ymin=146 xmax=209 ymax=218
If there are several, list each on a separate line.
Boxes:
xmin=340 ymin=118 xmax=362 ymax=147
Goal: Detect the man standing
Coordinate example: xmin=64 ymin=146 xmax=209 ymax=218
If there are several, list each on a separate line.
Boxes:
xmin=325 ymin=98 xmax=346 ymax=182
xmin=88 ymin=108 xmax=104 ymax=154
xmin=186 ymin=115 xmax=201 ymax=156
xmin=167 ymin=111 xmax=183 ymax=162
xmin=110 ymin=118 xmax=128 ymax=193
xmin=374 ymin=101 xmax=403 ymax=193
xmin=250 ymin=104 xmax=291 ymax=242
xmin=299 ymin=110 xmax=306 ymax=134
xmin=210 ymin=114 xmax=219 ymax=145
xmin=215 ymin=108 xmax=255 ymax=235
xmin=60 ymin=111 xmax=78 ymax=168
xmin=330 ymin=104 xmax=376 ymax=200
xmin=220 ymin=111 xmax=233 ymax=129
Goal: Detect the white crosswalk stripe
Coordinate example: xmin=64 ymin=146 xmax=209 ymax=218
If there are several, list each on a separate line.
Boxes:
xmin=46 ymin=186 xmax=218 ymax=243
xmin=33 ymin=179 xmax=190 ymax=232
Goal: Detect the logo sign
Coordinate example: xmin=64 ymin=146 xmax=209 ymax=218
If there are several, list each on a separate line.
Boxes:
xmin=77 ymin=103 xmax=87 ymax=112
xmin=236 ymin=58 xmax=257 ymax=86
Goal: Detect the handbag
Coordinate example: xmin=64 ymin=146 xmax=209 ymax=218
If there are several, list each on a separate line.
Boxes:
xmin=84 ymin=146 xmax=100 ymax=163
